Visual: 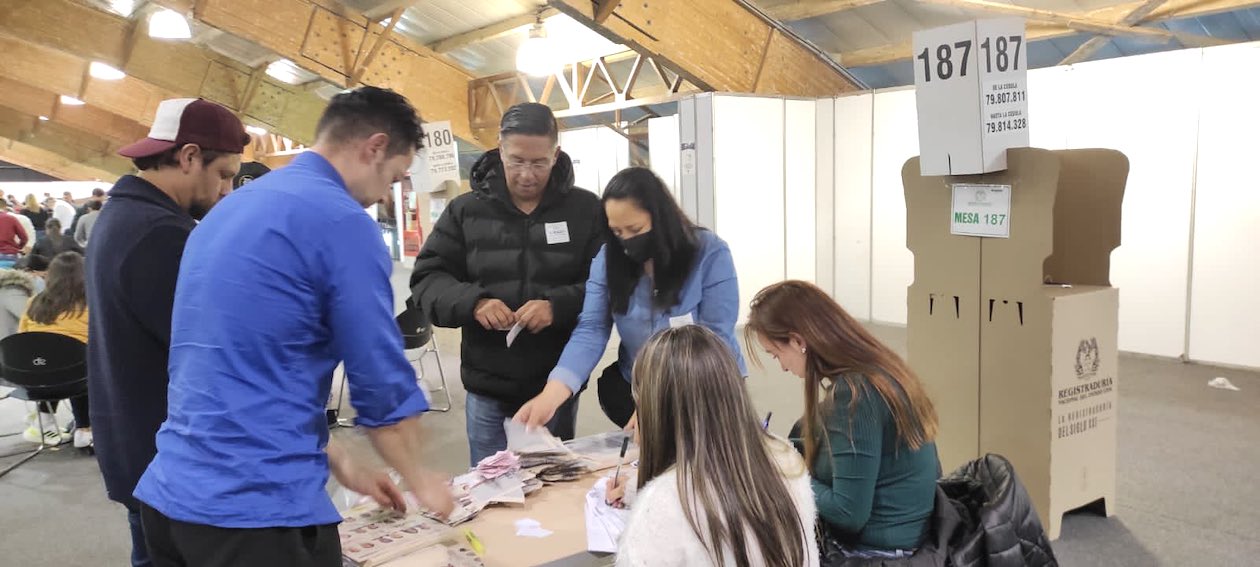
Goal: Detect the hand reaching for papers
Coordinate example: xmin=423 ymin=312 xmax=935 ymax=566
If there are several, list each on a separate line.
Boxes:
xmin=407 ymin=469 xmax=457 ymax=519
xmin=514 ymin=379 xmax=574 ymax=429
xmin=329 ymin=452 xmax=407 ymax=512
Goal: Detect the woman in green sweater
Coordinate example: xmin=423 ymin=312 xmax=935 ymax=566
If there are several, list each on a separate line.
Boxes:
xmin=746 ymin=280 xmax=940 ymax=560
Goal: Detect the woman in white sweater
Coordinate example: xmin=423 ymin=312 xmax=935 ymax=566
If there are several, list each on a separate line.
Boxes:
xmin=611 ymin=325 xmax=819 ymax=567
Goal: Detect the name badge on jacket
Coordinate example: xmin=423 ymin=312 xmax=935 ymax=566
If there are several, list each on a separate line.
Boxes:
xmin=545 ymin=221 xmax=571 ymax=244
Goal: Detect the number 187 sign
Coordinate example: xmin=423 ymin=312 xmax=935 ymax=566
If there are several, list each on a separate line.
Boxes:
xmin=913 ymin=19 xmax=1029 ymax=176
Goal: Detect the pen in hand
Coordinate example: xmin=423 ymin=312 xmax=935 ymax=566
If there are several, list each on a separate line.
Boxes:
xmin=607 ymin=435 xmax=631 ymax=507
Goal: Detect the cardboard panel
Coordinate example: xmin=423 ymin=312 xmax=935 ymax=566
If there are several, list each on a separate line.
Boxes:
xmin=903 ymin=158 xmax=982 ymax=471
xmin=1188 ymin=44 xmax=1260 ymax=368
xmin=1048 ymin=287 xmax=1119 ymax=539
xmin=713 ymin=95 xmax=785 ymax=322
xmin=785 ymin=99 xmax=817 ymax=282
xmin=1044 ymin=150 xmax=1128 ymax=287
xmin=833 ymin=93 xmax=874 ymax=319
xmin=870 ymin=88 xmax=919 ymax=325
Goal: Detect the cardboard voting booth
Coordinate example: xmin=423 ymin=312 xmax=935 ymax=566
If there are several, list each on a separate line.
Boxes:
xmin=903 ymin=147 xmax=1127 ymax=539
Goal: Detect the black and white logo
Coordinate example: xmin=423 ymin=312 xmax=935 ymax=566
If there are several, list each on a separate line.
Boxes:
xmin=1075 ymin=338 xmax=1100 ymax=380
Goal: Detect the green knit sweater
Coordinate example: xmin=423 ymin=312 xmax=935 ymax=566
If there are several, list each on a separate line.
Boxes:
xmin=810 ymin=377 xmax=939 ymax=551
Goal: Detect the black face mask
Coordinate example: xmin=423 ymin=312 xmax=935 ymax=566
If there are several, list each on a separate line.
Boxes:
xmin=620 ymin=231 xmax=654 ymax=264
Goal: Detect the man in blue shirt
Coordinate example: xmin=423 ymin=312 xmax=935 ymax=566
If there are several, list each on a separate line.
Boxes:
xmin=133 ymin=87 xmax=454 ymax=567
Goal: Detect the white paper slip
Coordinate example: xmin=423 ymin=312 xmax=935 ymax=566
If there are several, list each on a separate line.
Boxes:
xmin=505 ymin=322 xmax=524 ymax=347
xmin=504 ymin=418 xmax=572 ymax=454
xmin=584 ymin=477 xmax=631 ymax=553
xmin=514 ymin=518 xmax=553 ymax=538
xmin=544 ymin=221 xmax=571 ymax=244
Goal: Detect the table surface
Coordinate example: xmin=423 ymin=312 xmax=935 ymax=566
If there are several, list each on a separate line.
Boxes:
xmin=383 ymin=473 xmax=613 ymax=567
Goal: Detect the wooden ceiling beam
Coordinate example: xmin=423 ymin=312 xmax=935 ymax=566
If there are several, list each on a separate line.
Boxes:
xmin=0 ymin=107 xmax=133 ymax=178
xmin=0 ymin=76 xmax=149 ymax=149
xmin=914 ymin=0 xmax=1228 ymax=46
xmin=427 ymin=9 xmax=561 ymax=54
xmin=0 ymin=136 xmax=119 ymax=181
xmin=546 ymin=0 xmax=863 ymax=97
xmin=1059 ymin=0 xmax=1168 ymax=65
xmin=150 ymin=0 xmax=486 ymax=147
xmin=838 ymin=0 xmax=1260 ymax=67
xmin=766 ymin=0 xmax=888 ymax=22
xmin=0 ymin=0 xmax=326 ymax=143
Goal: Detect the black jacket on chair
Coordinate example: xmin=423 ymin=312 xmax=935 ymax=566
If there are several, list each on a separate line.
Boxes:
xmin=824 ymin=454 xmax=1057 ymax=567
xmin=409 ymin=149 xmax=602 ymax=404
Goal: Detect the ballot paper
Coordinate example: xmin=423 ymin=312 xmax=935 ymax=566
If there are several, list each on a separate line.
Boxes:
xmin=584 ymin=477 xmax=631 ymax=553
xmin=505 ymin=322 xmax=524 ymax=347
xmin=504 ymin=418 xmax=573 ymax=455
xmin=514 ymin=518 xmax=554 ymax=538
xmin=565 ymin=431 xmax=639 ymax=471
xmin=475 ymin=450 xmax=520 ymax=480
xmin=338 ymin=504 xmax=457 ymax=567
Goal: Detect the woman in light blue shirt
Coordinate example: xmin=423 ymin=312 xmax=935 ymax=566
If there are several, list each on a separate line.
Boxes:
xmin=515 ymin=167 xmax=745 ymax=430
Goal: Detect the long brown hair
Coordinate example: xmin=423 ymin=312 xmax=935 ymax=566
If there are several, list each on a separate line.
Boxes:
xmin=27 ymin=251 xmax=86 ymax=325
xmin=745 ymin=280 xmax=938 ymax=467
xmin=634 ymin=325 xmax=807 ymax=567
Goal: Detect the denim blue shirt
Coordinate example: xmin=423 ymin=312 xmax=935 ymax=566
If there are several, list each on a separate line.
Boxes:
xmin=133 ymin=152 xmax=429 ymax=528
xmin=549 ymin=229 xmax=745 ymax=393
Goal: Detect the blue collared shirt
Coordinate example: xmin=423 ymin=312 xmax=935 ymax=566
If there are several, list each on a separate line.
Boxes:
xmin=134 ymin=152 xmax=429 ymax=528
xmin=548 ymin=229 xmax=746 ymax=393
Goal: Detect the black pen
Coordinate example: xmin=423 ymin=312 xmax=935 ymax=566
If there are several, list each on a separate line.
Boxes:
xmin=763 ymin=412 xmax=773 ymax=431
xmin=611 ymin=435 xmax=631 ymax=489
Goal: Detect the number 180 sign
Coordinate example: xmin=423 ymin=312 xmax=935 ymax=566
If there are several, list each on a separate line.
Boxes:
xmin=913 ymin=19 xmax=1029 ymax=176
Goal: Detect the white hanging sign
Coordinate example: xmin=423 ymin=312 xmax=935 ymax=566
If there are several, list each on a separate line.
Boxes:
xmin=951 ymin=184 xmax=1012 ymax=238
xmin=913 ymin=18 xmax=1029 ymax=176
xmin=409 ymin=120 xmax=461 ymax=193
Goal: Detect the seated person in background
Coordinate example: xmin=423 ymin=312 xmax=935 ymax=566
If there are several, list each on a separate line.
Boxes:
xmin=32 ymin=219 xmax=83 ymax=258
xmin=74 ymin=199 xmax=103 ymax=248
xmin=0 ymin=255 xmax=48 ymax=338
xmin=19 ymin=251 xmax=92 ymax=450
xmin=609 ymin=325 xmax=817 ymax=567
xmin=0 ymin=200 xmax=28 ymax=267
xmin=746 ymin=281 xmax=940 ymax=560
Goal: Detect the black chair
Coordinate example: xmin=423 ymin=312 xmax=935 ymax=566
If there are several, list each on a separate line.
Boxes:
xmin=329 ymin=306 xmax=452 ymax=426
xmin=0 ymin=332 xmax=87 ymax=478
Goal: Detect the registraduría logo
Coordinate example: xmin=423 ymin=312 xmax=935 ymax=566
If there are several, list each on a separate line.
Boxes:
xmin=1075 ymin=337 xmax=1100 ymax=380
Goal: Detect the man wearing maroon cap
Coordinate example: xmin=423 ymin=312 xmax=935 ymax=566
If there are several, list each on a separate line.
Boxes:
xmin=85 ymin=98 xmax=248 ymax=567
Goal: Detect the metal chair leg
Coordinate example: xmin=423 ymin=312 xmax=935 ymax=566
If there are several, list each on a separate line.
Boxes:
xmin=419 ymin=343 xmax=452 ymax=412
xmin=0 ymin=443 xmax=45 ymax=478
xmin=0 ymin=407 xmax=58 ymax=478
xmin=330 ymin=368 xmax=355 ymax=429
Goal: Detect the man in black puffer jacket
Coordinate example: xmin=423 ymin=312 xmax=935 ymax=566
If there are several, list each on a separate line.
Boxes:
xmin=410 ymin=103 xmax=602 ymax=466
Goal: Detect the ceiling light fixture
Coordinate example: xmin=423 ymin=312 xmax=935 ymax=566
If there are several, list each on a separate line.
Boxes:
xmin=38 ymin=116 xmax=49 ymax=121
xmin=244 ymin=125 xmax=268 ymax=136
xmin=109 ymin=0 xmax=137 ymax=17
xmin=265 ymin=59 xmax=304 ymax=85
xmin=517 ymin=20 xmax=560 ymax=77
xmin=149 ymin=9 xmax=192 ymax=40
xmin=59 ymin=95 xmax=85 ymax=106
xmin=89 ymin=61 xmax=127 ymax=81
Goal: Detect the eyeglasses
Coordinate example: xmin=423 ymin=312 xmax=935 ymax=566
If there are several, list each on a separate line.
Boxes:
xmin=504 ymin=160 xmax=552 ymax=173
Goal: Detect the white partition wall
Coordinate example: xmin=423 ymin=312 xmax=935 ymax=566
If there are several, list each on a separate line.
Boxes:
xmin=1188 ymin=44 xmax=1260 ymax=368
xmin=869 ymin=88 xmax=919 ymax=326
xmin=559 ymin=126 xmax=629 ymax=195
xmin=833 ymin=93 xmax=875 ymax=319
xmin=711 ymin=96 xmax=788 ymax=322
xmin=1059 ymin=51 xmax=1202 ymax=358
xmin=648 ymin=115 xmax=681 ymax=200
xmin=785 ymin=100 xmax=818 ymax=282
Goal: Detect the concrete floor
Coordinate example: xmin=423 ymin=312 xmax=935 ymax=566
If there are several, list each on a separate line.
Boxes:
xmin=1 ymin=264 xmax=1258 ymax=566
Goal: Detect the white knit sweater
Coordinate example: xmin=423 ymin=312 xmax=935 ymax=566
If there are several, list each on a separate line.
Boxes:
xmin=615 ymin=439 xmax=820 ymax=567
